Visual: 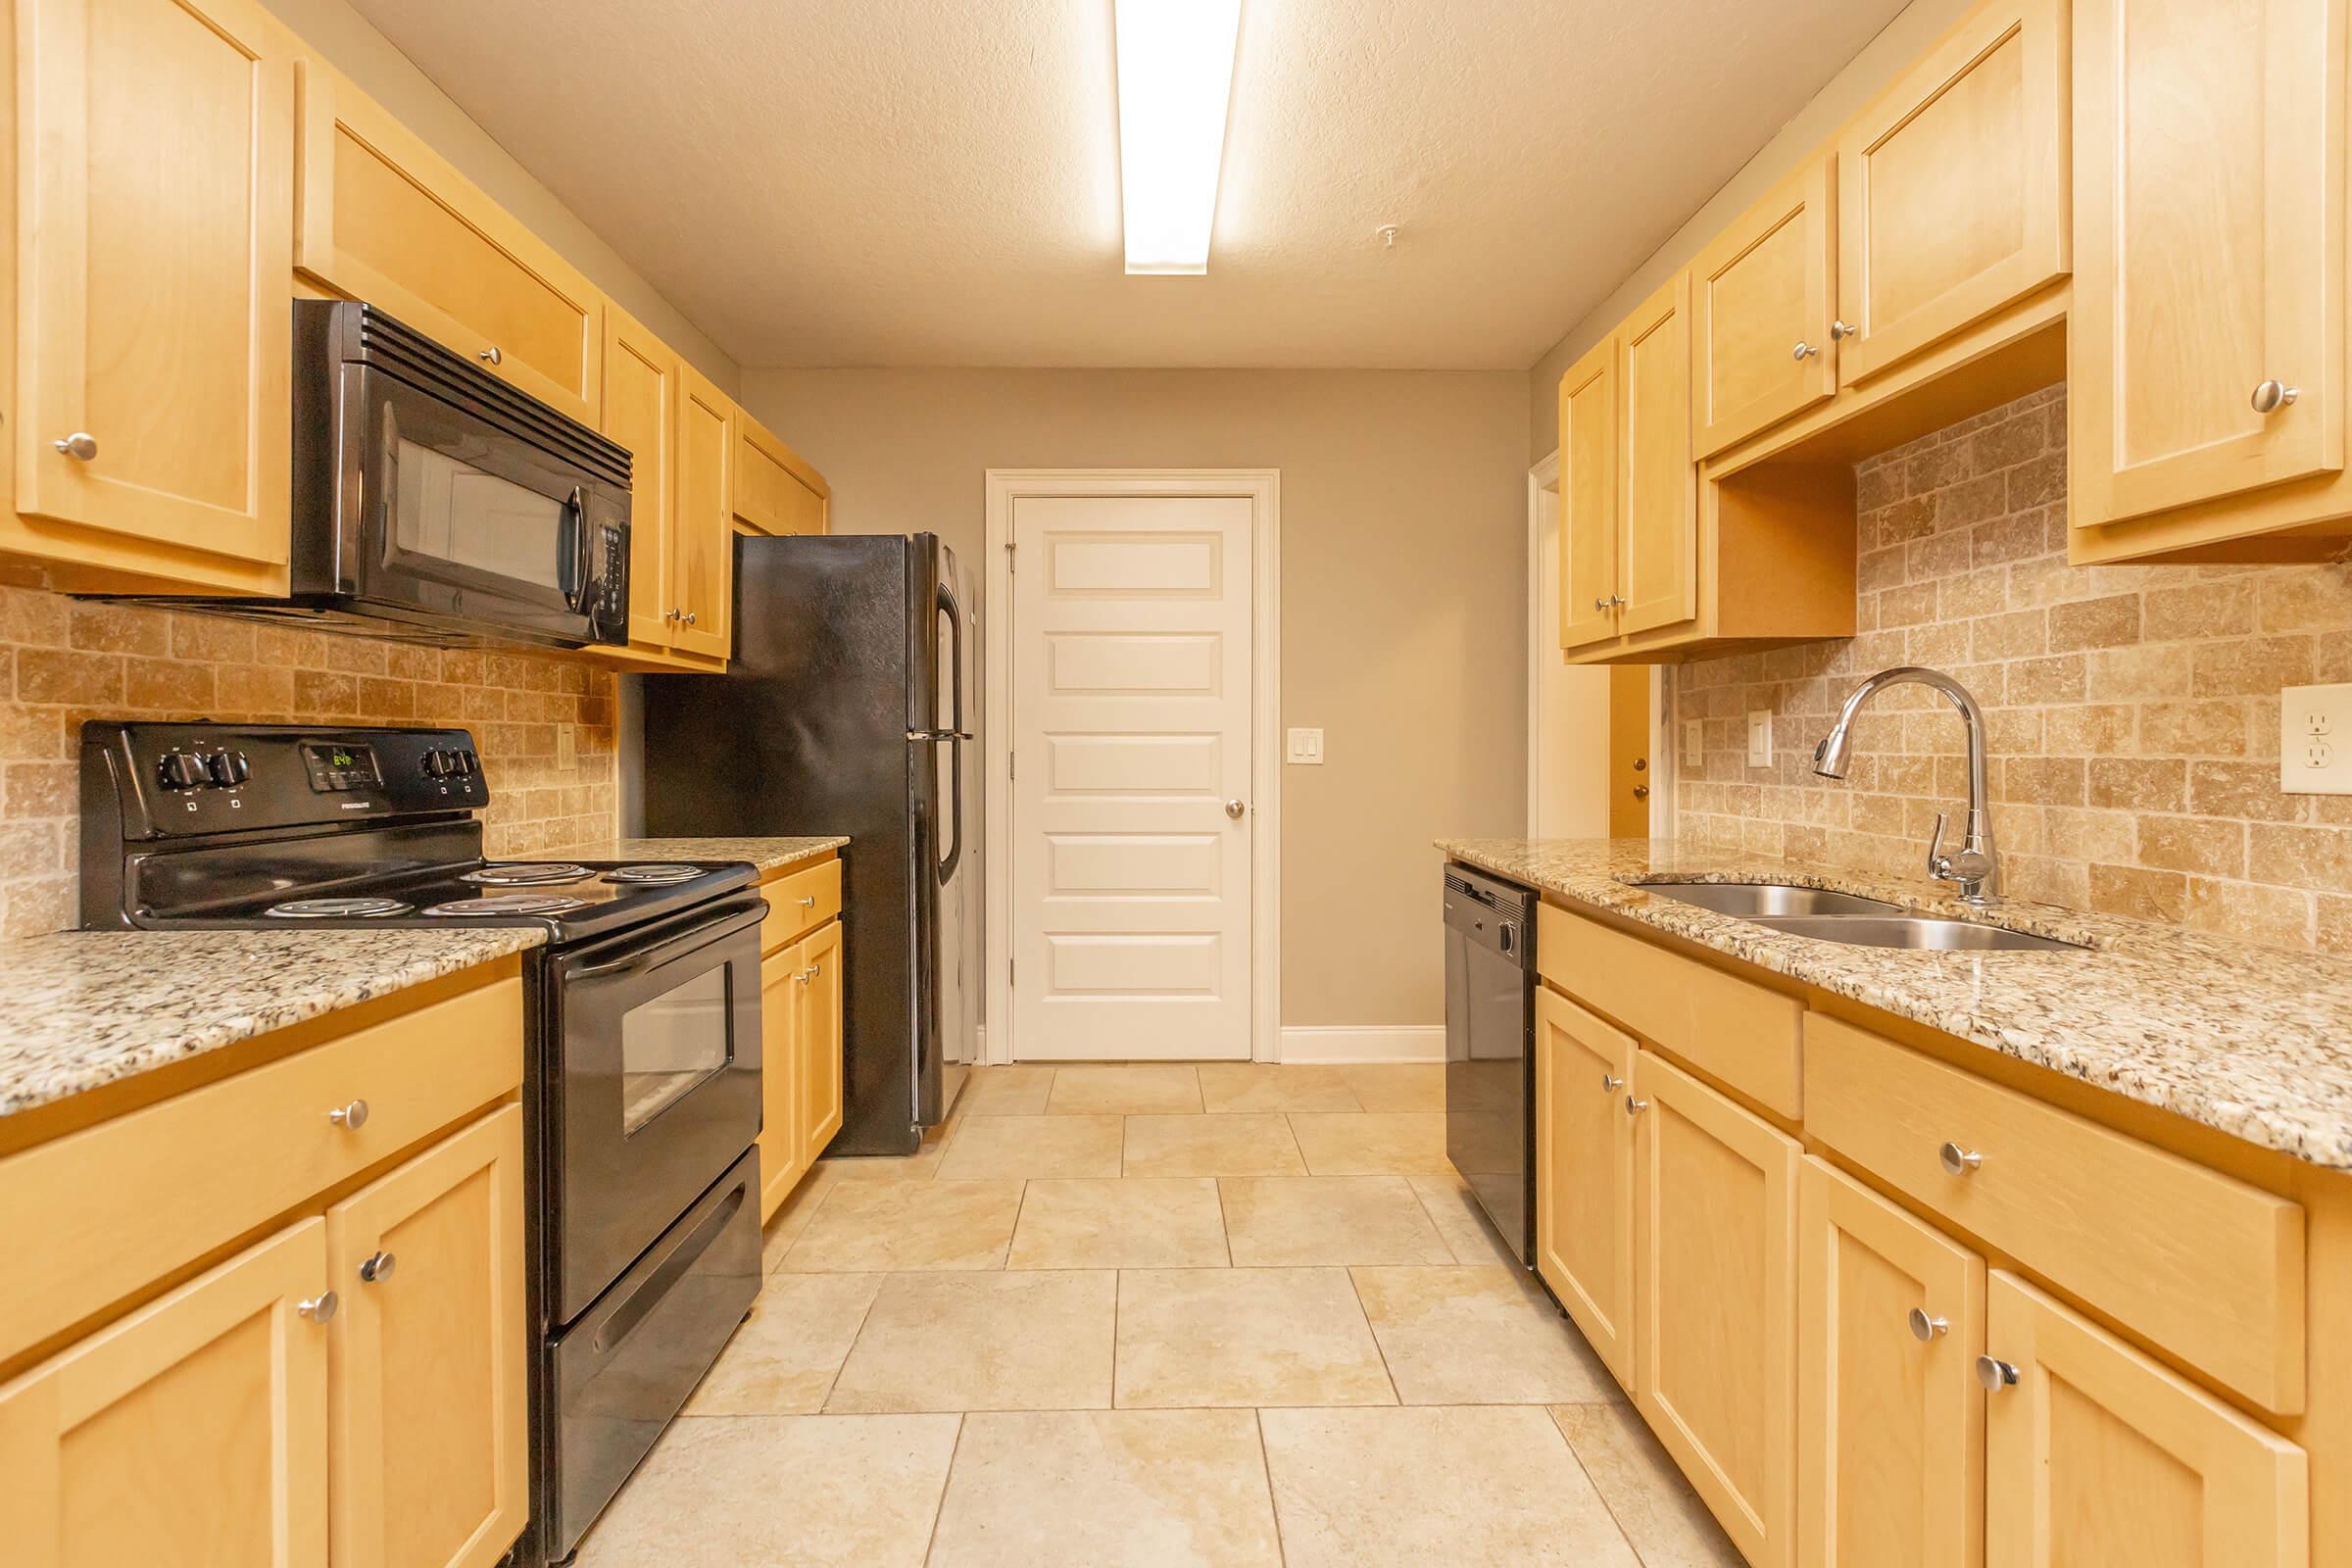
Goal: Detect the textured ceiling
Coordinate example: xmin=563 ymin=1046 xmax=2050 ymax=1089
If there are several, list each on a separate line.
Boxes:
xmin=347 ymin=0 xmax=1908 ymax=368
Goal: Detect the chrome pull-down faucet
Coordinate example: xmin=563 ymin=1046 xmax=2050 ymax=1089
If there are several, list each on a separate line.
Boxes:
xmin=1813 ymin=665 xmax=2000 ymax=906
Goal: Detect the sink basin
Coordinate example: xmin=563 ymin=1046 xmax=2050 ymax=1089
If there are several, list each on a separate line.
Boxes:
xmin=1749 ymin=914 xmax=2088 ymax=953
xmin=1635 ymin=881 xmax=1906 ymax=917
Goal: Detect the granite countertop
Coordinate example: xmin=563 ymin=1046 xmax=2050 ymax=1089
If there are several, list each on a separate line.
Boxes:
xmin=548 ymin=836 xmax=848 ymax=876
xmin=0 ymin=927 xmax=545 ymax=1122
xmin=1439 ymin=837 xmax=2352 ymax=1171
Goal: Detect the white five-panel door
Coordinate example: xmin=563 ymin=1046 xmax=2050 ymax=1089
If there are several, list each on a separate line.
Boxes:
xmin=1009 ymin=494 xmax=1254 ymax=1060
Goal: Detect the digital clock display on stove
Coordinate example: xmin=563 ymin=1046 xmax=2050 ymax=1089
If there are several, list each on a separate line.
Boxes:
xmin=300 ymin=741 xmax=382 ymax=793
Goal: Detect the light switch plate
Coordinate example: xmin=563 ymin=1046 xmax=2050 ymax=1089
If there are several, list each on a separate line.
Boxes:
xmin=1746 ymin=710 xmax=1773 ymax=768
xmin=1683 ymin=719 xmax=1705 ymax=768
xmin=2281 ymin=684 xmax=2352 ymax=794
xmin=1286 ymin=727 xmax=1324 ymax=765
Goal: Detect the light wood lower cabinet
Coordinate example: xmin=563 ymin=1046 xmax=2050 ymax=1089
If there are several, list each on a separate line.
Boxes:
xmin=1534 ymin=987 xmax=1635 ymax=1385
xmin=757 ymin=943 xmax=806 ymax=1219
xmin=796 ymin=919 xmax=846 ymax=1168
xmin=757 ymin=907 xmax=847 ymax=1222
xmin=326 ymin=1105 xmax=527 ymax=1568
xmin=1983 ymin=1271 xmax=2309 ymax=1567
xmin=1798 ymin=1156 xmax=1986 ymax=1568
xmin=0 ymin=1217 xmax=330 ymax=1567
xmin=1632 ymin=1048 xmax=1799 ymax=1568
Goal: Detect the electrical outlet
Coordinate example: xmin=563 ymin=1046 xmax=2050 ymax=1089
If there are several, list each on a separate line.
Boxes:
xmin=2282 ymin=684 xmax=2352 ymax=794
xmin=1286 ymin=727 xmax=1324 ymax=765
xmin=1746 ymin=710 xmax=1773 ymax=768
xmin=556 ymin=723 xmax=576 ymax=771
xmin=1683 ymin=719 xmax=1705 ymax=768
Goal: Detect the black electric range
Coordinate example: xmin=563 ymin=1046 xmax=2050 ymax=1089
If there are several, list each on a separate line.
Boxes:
xmin=79 ymin=720 xmax=767 ymax=1567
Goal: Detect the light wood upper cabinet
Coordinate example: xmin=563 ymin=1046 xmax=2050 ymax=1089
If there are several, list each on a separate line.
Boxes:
xmin=1798 ymin=1156 xmax=1986 ymax=1568
xmin=1535 ymin=988 xmax=1636 ymax=1386
xmin=1633 ymin=1049 xmax=1799 ymax=1568
xmin=1691 ymin=154 xmax=1838 ymax=458
xmin=1836 ymin=0 xmax=2070 ymax=386
xmin=2070 ymin=0 xmax=2344 ymax=526
xmin=758 ymin=941 xmax=805 ymax=1221
xmin=671 ymin=361 xmax=734 ymax=661
xmin=1619 ymin=270 xmax=1698 ymax=636
xmin=13 ymin=0 xmax=293 ymax=583
xmin=601 ymin=306 xmax=680 ymax=652
xmin=735 ymin=416 xmax=828 ymax=537
xmin=1983 ymin=1271 xmax=2308 ymax=1568
xmin=294 ymin=61 xmax=601 ymax=422
xmin=797 ymin=919 xmax=845 ymax=1167
xmin=0 ymin=1218 xmax=329 ymax=1567
xmin=1556 ymin=335 xmax=1619 ymax=651
xmin=326 ymin=1105 xmax=527 ymax=1568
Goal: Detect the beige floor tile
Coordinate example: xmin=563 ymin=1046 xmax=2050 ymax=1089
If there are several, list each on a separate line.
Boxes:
xmin=1006 ymin=1177 xmax=1230 ymax=1269
xmin=927 ymin=1409 xmax=1283 ymax=1567
xmin=1407 ymin=1172 xmax=1521 ymax=1266
xmin=1219 ymin=1176 xmax=1453 ymax=1266
xmin=1350 ymin=1265 xmax=1617 ymax=1404
xmin=682 ymin=1273 xmax=885 ymax=1415
xmin=760 ymin=1166 xmax=841 ymax=1271
xmin=1338 ymin=1062 xmax=1446 ymax=1112
xmin=780 ymin=1180 xmax=1024 ymax=1272
xmin=1123 ymin=1113 xmax=1306 ymax=1177
xmin=1196 ymin=1062 xmax=1362 ymax=1113
xmin=1260 ymin=1405 xmax=1640 ymax=1567
xmin=817 ymin=1145 xmax=946 ymax=1181
xmin=828 ymin=1270 xmax=1117 ymax=1412
xmin=1550 ymin=1403 xmax=1745 ymax=1567
xmin=1045 ymin=1063 xmax=1205 ymax=1114
xmin=1288 ymin=1112 xmax=1451 ymax=1175
xmin=958 ymin=1063 xmax=1056 ymax=1114
xmin=934 ymin=1113 xmax=1125 ymax=1178
xmin=573 ymin=1413 xmax=958 ymax=1568
xmin=1114 ymin=1267 xmax=1394 ymax=1408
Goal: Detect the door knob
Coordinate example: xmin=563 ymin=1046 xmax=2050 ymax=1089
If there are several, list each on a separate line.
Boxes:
xmin=53 ymin=432 xmax=96 ymax=461
xmin=1225 ymin=800 xmax=1246 ymax=819
xmin=1633 ymin=784 xmax=1650 ymax=799
xmin=2253 ymin=379 xmax=2300 ymax=414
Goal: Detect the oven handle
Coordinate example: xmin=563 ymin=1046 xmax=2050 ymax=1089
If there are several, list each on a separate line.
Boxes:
xmin=562 ymin=898 xmax=764 ymax=981
xmin=590 ymin=1174 xmax=748 ymax=1355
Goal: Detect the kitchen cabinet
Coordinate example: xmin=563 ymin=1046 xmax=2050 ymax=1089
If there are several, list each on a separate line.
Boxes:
xmin=1534 ymin=988 xmax=1636 ymax=1385
xmin=735 ymin=415 xmax=829 ymax=537
xmin=1834 ymin=0 xmax=2070 ymax=386
xmin=7 ymin=0 xmax=294 ymax=593
xmin=754 ymin=853 xmax=848 ymax=1222
xmin=1619 ymin=272 xmax=1698 ymax=635
xmin=1691 ymin=154 xmax=1838 ymax=458
xmin=796 ymin=919 xmax=846 ymax=1168
xmin=671 ymin=361 xmax=734 ymax=661
xmin=1982 ymin=1272 xmax=2308 ymax=1567
xmin=325 ymin=1104 xmax=528 ymax=1568
xmin=1633 ymin=1049 xmax=1799 ymax=1568
xmin=602 ymin=304 xmax=682 ymax=653
xmin=1797 ymin=1156 xmax=1985 ymax=1568
xmin=1555 ymin=335 xmax=1619 ymax=651
xmin=758 ymin=945 xmax=807 ymax=1219
xmin=0 ymin=1218 xmax=329 ymax=1566
xmin=294 ymin=59 xmax=602 ymax=423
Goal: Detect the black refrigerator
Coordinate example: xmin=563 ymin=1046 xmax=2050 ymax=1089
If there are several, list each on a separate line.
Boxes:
xmin=642 ymin=533 xmax=978 ymax=1156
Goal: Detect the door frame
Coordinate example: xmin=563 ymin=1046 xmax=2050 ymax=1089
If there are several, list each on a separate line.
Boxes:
xmin=983 ymin=468 xmax=1283 ymax=1065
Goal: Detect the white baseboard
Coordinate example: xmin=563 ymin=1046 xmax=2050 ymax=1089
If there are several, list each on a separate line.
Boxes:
xmin=1277 ymin=1025 xmax=1446 ymax=1064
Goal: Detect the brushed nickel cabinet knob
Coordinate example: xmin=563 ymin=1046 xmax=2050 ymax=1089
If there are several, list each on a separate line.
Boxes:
xmin=1908 ymin=1307 xmax=1949 ymax=1342
xmin=479 ymin=346 xmax=504 ymax=366
xmin=299 ymin=1290 xmax=339 ymax=1324
xmin=1938 ymin=1141 xmax=1983 ymax=1176
xmin=327 ymin=1099 xmax=369 ymax=1131
xmin=359 ymin=1250 xmax=397 ymax=1285
xmin=2253 ymin=379 xmax=2299 ymax=414
xmin=1976 ymin=1354 xmax=2020 ymax=1392
xmin=53 ymin=432 xmax=96 ymax=461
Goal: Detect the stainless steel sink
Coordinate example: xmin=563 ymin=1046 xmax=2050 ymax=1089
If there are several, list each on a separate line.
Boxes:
xmin=1749 ymin=914 xmax=2088 ymax=953
xmin=1635 ymin=881 xmax=1906 ymax=917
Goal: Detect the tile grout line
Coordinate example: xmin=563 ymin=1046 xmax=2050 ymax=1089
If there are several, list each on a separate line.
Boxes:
xmin=919 ymin=1411 xmax=967 ymax=1564
xmin=1545 ymin=1405 xmax=1658 ymax=1568
xmin=810 ymin=1273 xmax=891 ymax=1416
xmin=1341 ymin=1262 xmax=1404 ymax=1407
xmin=1253 ymin=1406 xmax=1293 ymax=1568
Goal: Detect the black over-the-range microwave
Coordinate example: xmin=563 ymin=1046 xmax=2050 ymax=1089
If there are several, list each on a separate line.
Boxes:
xmin=114 ymin=299 xmax=631 ymax=649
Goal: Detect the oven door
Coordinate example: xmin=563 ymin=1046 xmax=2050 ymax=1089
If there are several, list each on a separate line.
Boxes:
xmin=339 ymin=362 xmax=624 ymax=645
xmin=546 ymin=895 xmax=763 ymax=1324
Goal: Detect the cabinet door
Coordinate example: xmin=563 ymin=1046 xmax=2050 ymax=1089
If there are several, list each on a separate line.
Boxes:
xmin=0 ymin=1218 xmax=328 ymax=1567
xmin=1836 ymin=0 xmax=2070 ymax=385
xmin=294 ymin=64 xmax=601 ymax=422
xmin=734 ymin=418 xmax=828 ymax=537
xmin=1633 ymin=1050 xmax=1799 ymax=1568
xmin=797 ymin=920 xmax=845 ymax=1167
xmin=325 ymin=1106 xmax=526 ymax=1568
xmin=1557 ymin=335 xmax=1620 ymax=651
xmin=16 ymin=0 xmax=292 ymax=571
xmin=1619 ymin=270 xmax=1697 ymax=636
xmin=670 ymin=362 xmax=733 ymax=661
xmin=1983 ymin=1271 xmax=2307 ymax=1568
xmin=1534 ymin=988 xmax=1636 ymax=1385
xmin=601 ymin=306 xmax=679 ymax=650
xmin=1797 ymin=1157 xmax=1986 ymax=1568
xmin=2071 ymin=0 xmax=2344 ymax=524
xmin=1691 ymin=154 xmax=1838 ymax=458
xmin=758 ymin=941 xmax=806 ymax=1221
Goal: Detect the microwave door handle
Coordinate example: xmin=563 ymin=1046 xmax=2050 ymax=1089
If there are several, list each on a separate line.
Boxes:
xmin=559 ymin=486 xmax=591 ymax=612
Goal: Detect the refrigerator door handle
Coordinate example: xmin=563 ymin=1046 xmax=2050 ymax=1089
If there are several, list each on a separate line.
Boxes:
xmin=937 ymin=577 xmax=966 ymax=736
xmin=934 ymin=577 xmax=967 ymax=885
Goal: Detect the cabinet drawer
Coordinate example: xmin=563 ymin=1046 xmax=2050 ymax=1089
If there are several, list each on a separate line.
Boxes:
xmin=0 ymin=972 xmax=523 ymax=1364
xmin=1538 ymin=903 xmax=1803 ymax=1118
xmin=760 ymin=858 xmax=842 ymax=955
xmin=1804 ymin=1013 xmax=2304 ymax=1412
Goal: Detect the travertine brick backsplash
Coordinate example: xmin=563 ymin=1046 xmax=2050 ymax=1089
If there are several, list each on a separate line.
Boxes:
xmin=0 ymin=584 xmax=617 ymax=936
xmin=1672 ymin=385 xmax=2352 ymax=953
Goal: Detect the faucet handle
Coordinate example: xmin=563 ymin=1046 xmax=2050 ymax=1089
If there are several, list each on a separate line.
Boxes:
xmin=1927 ymin=810 xmax=1952 ymax=880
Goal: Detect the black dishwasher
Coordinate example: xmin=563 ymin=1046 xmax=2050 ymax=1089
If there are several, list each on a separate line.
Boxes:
xmin=1443 ymin=863 xmax=1537 ymax=1266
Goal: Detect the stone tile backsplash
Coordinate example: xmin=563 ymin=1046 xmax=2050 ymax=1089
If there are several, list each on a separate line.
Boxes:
xmin=1672 ymin=385 xmax=2352 ymax=952
xmin=0 ymin=584 xmax=617 ymax=936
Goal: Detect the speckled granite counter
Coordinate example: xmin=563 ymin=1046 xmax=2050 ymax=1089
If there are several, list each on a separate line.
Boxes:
xmin=547 ymin=836 xmax=847 ymax=875
xmin=0 ymin=927 xmax=544 ymax=1121
xmin=1438 ymin=837 xmax=2352 ymax=1170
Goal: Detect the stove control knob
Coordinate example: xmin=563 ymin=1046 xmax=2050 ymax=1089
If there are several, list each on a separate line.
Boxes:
xmin=456 ymin=750 xmax=479 ymax=776
xmin=158 ymin=752 xmax=210 ymax=790
xmin=422 ymin=749 xmax=457 ymax=778
xmin=206 ymin=750 xmax=250 ymax=788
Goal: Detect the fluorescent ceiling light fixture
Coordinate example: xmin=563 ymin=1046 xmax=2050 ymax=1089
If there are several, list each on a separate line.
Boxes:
xmin=1114 ymin=0 xmax=1243 ymax=274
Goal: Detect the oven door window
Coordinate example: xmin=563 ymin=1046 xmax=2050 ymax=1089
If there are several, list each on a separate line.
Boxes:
xmin=619 ymin=963 xmax=733 ymax=1134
